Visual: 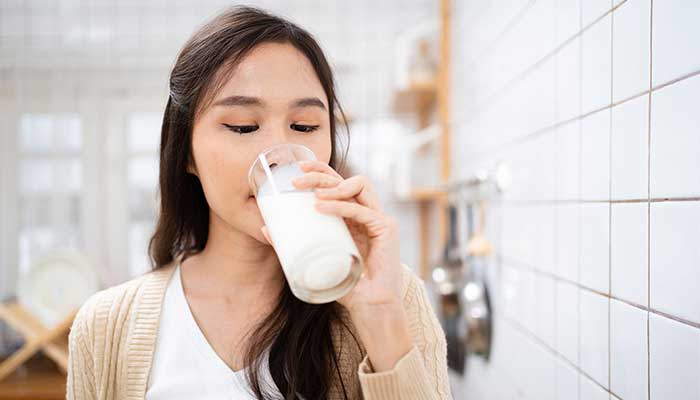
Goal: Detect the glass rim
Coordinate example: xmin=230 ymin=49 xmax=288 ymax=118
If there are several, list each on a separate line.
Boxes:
xmin=247 ymin=143 xmax=316 ymax=194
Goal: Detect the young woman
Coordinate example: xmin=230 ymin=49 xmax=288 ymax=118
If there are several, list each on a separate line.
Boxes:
xmin=66 ymin=6 xmax=451 ymax=400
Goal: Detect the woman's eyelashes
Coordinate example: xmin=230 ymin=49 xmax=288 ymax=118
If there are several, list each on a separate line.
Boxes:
xmin=222 ymin=123 xmax=320 ymax=134
xmin=291 ymin=123 xmax=320 ymax=133
xmin=223 ymin=124 xmax=258 ymax=134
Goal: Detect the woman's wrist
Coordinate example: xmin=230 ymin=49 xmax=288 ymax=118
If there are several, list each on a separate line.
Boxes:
xmin=349 ymin=301 xmax=414 ymax=372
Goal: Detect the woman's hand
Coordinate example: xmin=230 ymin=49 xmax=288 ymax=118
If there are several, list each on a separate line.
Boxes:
xmin=290 ymin=160 xmax=403 ymax=311
xmin=260 ymin=160 xmax=414 ymax=372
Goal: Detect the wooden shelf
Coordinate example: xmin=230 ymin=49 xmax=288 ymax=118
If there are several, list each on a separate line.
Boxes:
xmin=392 ymin=80 xmax=437 ymax=123
xmin=408 ymin=188 xmax=445 ymax=202
xmin=389 ymin=0 xmax=451 ymax=280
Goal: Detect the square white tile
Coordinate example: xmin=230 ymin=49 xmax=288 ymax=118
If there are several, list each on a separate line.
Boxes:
xmin=556 ymin=38 xmax=582 ymax=122
xmin=650 ymin=201 xmax=700 ymax=324
xmin=534 ymin=131 xmax=558 ymax=201
xmin=556 ymin=280 xmax=579 ymax=364
xmin=520 ymin=267 xmax=538 ymax=333
xmin=611 ymin=95 xmax=649 ymax=200
xmin=556 ymin=203 xmax=580 ymax=282
xmin=649 ymin=313 xmax=700 ymax=400
xmin=556 ymin=357 xmax=579 ymax=399
xmin=611 ymin=202 xmax=648 ymax=306
xmin=555 ymin=120 xmax=581 ymax=200
xmin=528 ymin=348 xmax=557 ymax=400
xmin=612 ymin=0 xmax=651 ymax=102
xmin=651 ymin=0 xmax=700 ymax=86
xmin=610 ymin=299 xmax=648 ymax=400
xmin=579 ymin=289 xmax=610 ymax=388
xmin=581 ymin=108 xmax=611 ymax=200
xmin=582 ymin=14 xmax=612 ymax=113
xmin=650 ymin=74 xmax=700 ymax=198
xmin=536 ymin=274 xmax=557 ymax=348
xmin=580 ymin=203 xmax=610 ymax=293
xmin=537 ymin=204 xmax=557 ymax=275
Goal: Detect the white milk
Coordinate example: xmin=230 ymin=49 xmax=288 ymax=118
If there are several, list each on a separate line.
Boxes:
xmin=255 ymin=164 xmax=361 ymax=299
xmin=257 ymin=191 xmax=358 ymax=292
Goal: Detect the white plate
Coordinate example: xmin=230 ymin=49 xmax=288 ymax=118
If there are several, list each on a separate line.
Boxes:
xmin=17 ymin=249 xmax=99 ymax=327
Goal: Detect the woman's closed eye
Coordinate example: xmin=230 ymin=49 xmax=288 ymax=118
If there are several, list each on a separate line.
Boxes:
xmin=223 ymin=123 xmax=320 ymax=134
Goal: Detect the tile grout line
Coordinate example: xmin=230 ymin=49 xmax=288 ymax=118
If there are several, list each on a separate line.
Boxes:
xmin=457 ymin=66 xmax=700 ymax=160
xmin=647 ymin=1 xmax=654 ymax=399
xmin=494 ymin=196 xmax=700 ymax=205
xmin=577 ymin=2 xmax=583 ymax=397
xmin=552 ymin=3 xmax=561 ymax=396
xmin=497 ymin=254 xmax=700 ymax=331
xmin=462 ymin=0 xmax=629 ymax=125
xmin=576 ymin=132 xmax=583 ymax=395
xmin=501 ymin=313 xmax=618 ymax=397
xmin=608 ymin=0 xmax=614 ymax=392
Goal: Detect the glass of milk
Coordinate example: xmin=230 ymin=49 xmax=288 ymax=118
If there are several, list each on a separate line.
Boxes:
xmin=248 ymin=143 xmax=363 ymax=304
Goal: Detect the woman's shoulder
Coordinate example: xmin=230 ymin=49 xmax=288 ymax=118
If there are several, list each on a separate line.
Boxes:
xmin=70 ymin=262 xmax=177 ymax=344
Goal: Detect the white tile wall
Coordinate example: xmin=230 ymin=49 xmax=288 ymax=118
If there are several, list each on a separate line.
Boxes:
xmin=556 ymin=281 xmax=579 ymax=364
xmin=555 ymin=120 xmax=581 ymax=200
xmin=555 ymin=36 xmax=581 ymax=122
xmin=556 ymin=357 xmax=579 ymax=399
xmin=649 ymin=313 xmax=700 ymax=400
xmin=650 ymin=201 xmax=700 ymax=324
xmin=555 ymin=203 xmax=580 ymax=281
xmin=649 ymin=74 xmax=700 ymax=198
xmin=611 ymin=95 xmax=648 ymax=200
xmin=612 ymin=0 xmax=651 ymax=102
xmin=610 ymin=202 xmax=648 ymax=306
xmin=579 ymin=203 xmax=610 ymax=293
xmin=582 ymin=0 xmax=613 ymax=28
xmin=536 ymin=274 xmax=557 ymax=348
xmin=581 ymin=373 xmax=611 ymax=400
xmin=580 ymin=108 xmax=611 ymax=200
xmin=581 ymin=13 xmax=612 ymax=113
xmin=555 ymin=0 xmax=580 ymax=45
xmin=536 ymin=202 xmax=557 ymax=274
xmin=610 ymin=299 xmax=648 ymax=400
xmin=651 ymin=0 xmax=700 ymax=86
xmin=579 ymin=289 xmax=610 ymax=387
xmin=452 ymin=0 xmax=700 ymax=399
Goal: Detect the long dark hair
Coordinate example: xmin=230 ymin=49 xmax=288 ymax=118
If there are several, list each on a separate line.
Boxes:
xmin=148 ymin=6 xmax=358 ymax=399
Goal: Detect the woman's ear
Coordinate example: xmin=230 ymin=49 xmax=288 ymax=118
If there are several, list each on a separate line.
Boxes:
xmin=186 ymin=156 xmax=198 ymax=177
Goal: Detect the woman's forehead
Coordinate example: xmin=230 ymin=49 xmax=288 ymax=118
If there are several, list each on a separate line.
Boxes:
xmin=212 ymin=42 xmax=328 ymax=109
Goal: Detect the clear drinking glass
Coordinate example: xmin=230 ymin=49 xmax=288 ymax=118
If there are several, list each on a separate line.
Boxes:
xmin=248 ymin=143 xmax=363 ymax=304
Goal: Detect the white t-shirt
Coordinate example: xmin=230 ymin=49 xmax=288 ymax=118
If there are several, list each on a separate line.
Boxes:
xmin=146 ymin=264 xmax=281 ymax=399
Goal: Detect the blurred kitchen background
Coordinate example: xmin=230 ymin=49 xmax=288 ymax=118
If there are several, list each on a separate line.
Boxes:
xmin=1 ymin=0 xmax=699 ymax=399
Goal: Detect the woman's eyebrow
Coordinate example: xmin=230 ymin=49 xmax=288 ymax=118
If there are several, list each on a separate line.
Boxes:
xmin=291 ymin=97 xmax=326 ymax=111
xmin=212 ymin=95 xmax=326 ymax=110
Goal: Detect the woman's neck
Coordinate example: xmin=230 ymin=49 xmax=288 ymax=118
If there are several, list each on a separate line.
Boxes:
xmin=180 ymin=210 xmax=285 ymax=300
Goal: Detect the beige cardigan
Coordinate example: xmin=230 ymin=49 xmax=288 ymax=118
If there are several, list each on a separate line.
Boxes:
xmin=66 ymin=261 xmax=453 ymax=399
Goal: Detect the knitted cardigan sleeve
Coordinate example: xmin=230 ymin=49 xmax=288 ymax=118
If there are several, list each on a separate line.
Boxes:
xmin=66 ymin=290 xmax=99 ymax=400
xmin=356 ymin=264 xmax=453 ymax=399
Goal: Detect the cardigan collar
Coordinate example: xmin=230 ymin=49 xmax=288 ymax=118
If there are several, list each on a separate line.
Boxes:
xmin=125 ymin=263 xmax=176 ymax=399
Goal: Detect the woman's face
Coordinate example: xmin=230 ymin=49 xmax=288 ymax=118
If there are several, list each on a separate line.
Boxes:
xmin=190 ymin=42 xmax=332 ymax=244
